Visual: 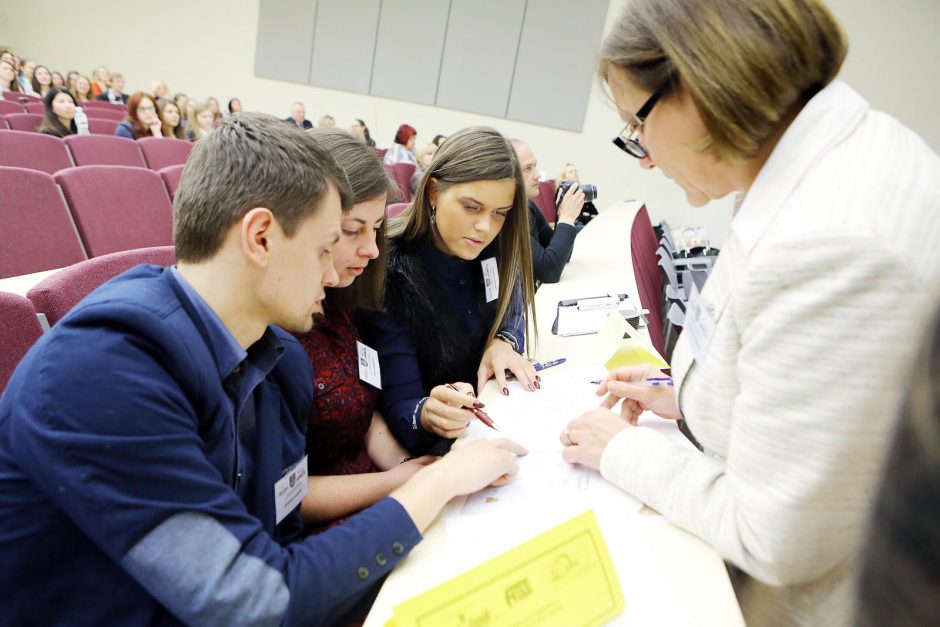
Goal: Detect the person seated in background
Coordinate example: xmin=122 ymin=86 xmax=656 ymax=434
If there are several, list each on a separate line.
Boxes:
xmin=183 ymin=96 xmax=196 ymax=131
xmin=151 ymin=80 xmax=171 ymax=101
xmin=37 ymin=87 xmax=77 ymax=137
xmin=286 ymin=101 xmax=313 ymax=130
xmin=17 ymin=58 xmax=35 ymax=93
xmin=317 ymin=114 xmax=335 ymax=127
xmin=97 ymin=72 xmax=128 ymax=104
xmin=431 ymin=134 xmax=447 ymax=147
xmin=351 ymin=118 xmax=375 ymax=147
xmin=226 ymin=97 xmax=243 ymax=118
xmin=409 ymin=143 xmax=437 ymax=194
xmin=207 ymin=97 xmax=223 ymax=125
xmin=0 ymin=58 xmax=21 ymax=94
xmin=157 ymin=98 xmax=186 ymax=140
xmin=90 ymin=65 xmax=110 ymax=97
xmin=173 ymin=92 xmax=189 ymax=114
xmin=70 ymin=75 xmax=94 ymax=104
xmin=556 ymin=162 xmax=598 ymax=227
xmin=511 ymin=139 xmax=584 ymax=285
xmin=65 ymin=70 xmax=78 ymax=90
xmin=116 ymin=92 xmax=163 ymax=139
xmin=50 ymin=70 xmax=65 ymax=88
xmin=187 ymin=101 xmax=216 ymax=141
xmin=383 ymin=124 xmax=417 ymax=166
xmin=30 ymin=65 xmax=53 ymax=97
xmin=0 ymin=112 xmax=525 ymax=626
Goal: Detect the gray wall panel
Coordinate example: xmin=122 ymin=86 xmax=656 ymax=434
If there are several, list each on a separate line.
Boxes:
xmin=435 ymin=0 xmax=526 ymax=117
xmin=308 ymin=0 xmax=381 ymax=94
xmin=507 ymin=0 xmax=608 ymax=131
xmin=254 ymin=0 xmax=318 ymax=84
xmin=371 ymin=0 xmax=450 ymax=105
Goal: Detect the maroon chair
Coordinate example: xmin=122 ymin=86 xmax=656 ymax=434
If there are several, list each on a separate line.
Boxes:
xmin=24 ymin=102 xmax=45 ymax=115
xmin=27 ymin=246 xmax=176 ymax=327
xmin=83 ymin=100 xmax=125 ymax=111
xmin=55 ymin=166 xmax=174 ymax=257
xmin=0 ymin=130 xmax=72 ymax=174
xmin=4 ymin=113 xmax=43 ymax=132
xmin=0 ymin=167 xmax=86 ymax=278
xmin=534 ymin=180 xmax=557 ymax=223
xmin=630 ymin=205 xmax=666 ymax=360
xmin=2 ymin=90 xmax=40 ymax=103
xmin=84 ymin=108 xmax=125 ymax=121
xmin=0 ymin=117 xmax=8 ymax=129
xmin=159 ymin=164 xmax=185 ymax=199
xmin=386 ymin=202 xmax=409 ymax=218
xmin=386 ymin=162 xmax=415 ymax=203
xmin=138 ymin=137 xmax=193 ymax=171
xmin=87 ymin=118 xmax=120 ymax=135
xmin=0 ymin=100 xmax=25 ymax=115
xmin=0 ymin=292 xmax=44 ymax=393
xmin=64 ymin=134 xmax=146 ymax=167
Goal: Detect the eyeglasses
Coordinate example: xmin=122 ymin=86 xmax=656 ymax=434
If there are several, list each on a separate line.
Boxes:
xmin=612 ymin=84 xmax=667 ymax=159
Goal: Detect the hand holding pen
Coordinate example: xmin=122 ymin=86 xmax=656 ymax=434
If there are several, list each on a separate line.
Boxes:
xmin=446 ymin=384 xmax=499 ymax=431
xmin=595 ymin=365 xmax=683 ymax=424
xmin=420 ymin=382 xmax=497 ymax=439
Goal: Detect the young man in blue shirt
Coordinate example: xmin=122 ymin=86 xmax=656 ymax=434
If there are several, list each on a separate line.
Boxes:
xmin=0 ymin=113 xmax=525 ymax=626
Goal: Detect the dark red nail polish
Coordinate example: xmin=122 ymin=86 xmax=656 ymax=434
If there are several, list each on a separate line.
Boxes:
xmin=473 ymin=401 xmax=485 ymax=409
xmin=534 ymin=380 xmax=541 ymax=389
xmin=502 ymin=387 xmax=509 ymax=396
xmin=536 ymin=375 xmax=542 ymax=382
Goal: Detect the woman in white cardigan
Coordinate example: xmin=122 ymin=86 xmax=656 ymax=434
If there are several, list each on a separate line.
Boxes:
xmin=560 ymin=1 xmax=940 ymax=625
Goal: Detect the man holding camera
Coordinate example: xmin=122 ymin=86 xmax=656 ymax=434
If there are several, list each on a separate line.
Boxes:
xmin=511 ymin=139 xmax=585 ymax=285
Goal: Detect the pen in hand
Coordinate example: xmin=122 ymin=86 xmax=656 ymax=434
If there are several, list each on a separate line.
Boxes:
xmin=591 ymin=376 xmax=674 ymax=387
xmin=445 ymin=383 xmax=500 ymax=431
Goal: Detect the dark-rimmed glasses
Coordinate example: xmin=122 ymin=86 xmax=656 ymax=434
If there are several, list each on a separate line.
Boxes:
xmin=612 ymin=84 xmax=667 ymax=159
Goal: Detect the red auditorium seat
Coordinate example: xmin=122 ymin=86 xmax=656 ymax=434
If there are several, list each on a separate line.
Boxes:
xmin=64 ymin=135 xmax=146 ymax=167
xmin=386 ymin=162 xmax=415 ymax=203
xmin=630 ymin=205 xmax=667 ymax=360
xmin=0 ymin=100 xmax=25 ymax=115
xmin=0 ymin=292 xmax=44 ymax=393
xmin=0 ymin=167 xmax=86 ymax=278
xmin=87 ymin=118 xmax=120 ymax=135
xmin=0 ymin=130 xmax=72 ymax=174
xmin=158 ymin=164 xmax=185 ymax=198
xmin=0 ymin=117 xmax=8 ymax=130
xmin=84 ymin=108 xmax=125 ymax=121
xmin=534 ymin=180 xmax=557 ymax=223
xmin=27 ymin=246 xmax=176 ymax=327
xmin=24 ymin=102 xmax=44 ymax=115
xmin=82 ymin=100 xmax=125 ymax=111
xmin=139 ymin=137 xmax=193 ymax=171
xmin=2 ymin=90 xmax=40 ymax=103
xmin=4 ymin=112 xmax=43 ymax=132
xmin=55 ymin=166 xmax=174 ymax=257
xmin=386 ymin=202 xmax=409 ymax=218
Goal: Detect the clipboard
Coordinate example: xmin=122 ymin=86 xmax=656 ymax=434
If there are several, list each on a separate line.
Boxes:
xmin=551 ymin=293 xmax=647 ymax=336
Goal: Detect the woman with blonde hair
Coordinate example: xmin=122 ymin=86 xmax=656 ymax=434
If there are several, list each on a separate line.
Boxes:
xmin=186 ymin=101 xmax=215 ymax=141
xmin=362 ymin=126 xmax=539 ymax=455
xmin=70 ymin=75 xmax=93 ymax=104
xmin=561 ymin=1 xmax=940 ymax=625
xmin=554 ymin=162 xmax=597 ymax=226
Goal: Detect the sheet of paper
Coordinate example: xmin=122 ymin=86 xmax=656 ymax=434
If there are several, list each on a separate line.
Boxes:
xmin=391 ymin=510 xmax=625 ymax=627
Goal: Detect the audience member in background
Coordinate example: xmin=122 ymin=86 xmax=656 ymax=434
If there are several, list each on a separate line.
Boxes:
xmin=17 ymin=59 xmax=35 ymax=93
xmin=362 ymin=127 xmax=539 ymax=455
xmin=187 ymin=101 xmax=216 ymax=141
xmin=116 ymin=92 xmax=163 ymax=139
xmin=294 ymin=127 xmax=430 ymax=532
xmin=183 ymin=97 xmax=197 ymax=130
xmin=226 ymin=97 xmax=243 ymax=118
xmin=157 ymin=98 xmax=186 ymax=140
xmin=409 ymin=143 xmax=437 ymax=194
xmin=561 ymin=1 xmax=940 ymax=625
xmin=173 ymin=92 xmax=188 ymax=113
xmin=206 ymin=97 xmax=223 ymax=125
xmin=556 ymin=162 xmax=598 ymax=226
xmin=151 ymin=80 xmax=171 ymax=101
xmin=431 ymin=134 xmax=447 ymax=147
xmin=857 ymin=303 xmax=940 ymax=627
xmin=383 ymin=124 xmax=417 ymax=166
xmin=50 ymin=71 xmax=65 ymax=88
xmin=65 ymin=70 xmax=78 ymax=90
xmin=70 ymin=75 xmax=94 ymax=104
xmin=37 ymin=87 xmax=77 ymax=137
xmin=90 ymin=65 xmax=110 ymax=97
xmin=317 ymin=114 xmax=336 ymax=128
xmin=0 ymin=50 xmax=14 ymax=68
xmin=286 ymin=101 xmax=313 ymax=130
xmin=0 ymin=59 xmax=20 ymax=94
xmin=0 ymin=113 xmax=525 ymax=626
xmin=30 ymin=65 xmax=53 ymax=97
xmin=350 ymin=118 xmax=375 ymax=147
xmin=511 ymin=140 xmax=584 ymax=285
xmin=96 ymin=72 xmax=128 ymax=104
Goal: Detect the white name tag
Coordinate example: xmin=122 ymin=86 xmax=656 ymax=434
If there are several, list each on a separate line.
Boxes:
xmin=481 ymin=257 xmax=499 ymax=303
xmin=356 ymin=340 xmax=382 ymax=389
xmin=274 ymin=455 xmax=308 ymax=525
xmin=685 ymin=283 xmax=716 ymax=366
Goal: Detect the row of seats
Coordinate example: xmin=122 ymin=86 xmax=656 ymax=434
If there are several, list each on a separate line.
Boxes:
xmin=0 ymin=130 xmax=192 ymax=173
xmin=0 ymin=113 xmax=123 ymax=135
xmin=0 ymin=165 xmax=180 ymax=277
xmin=0 ymin=101 xmax=126 ymax=120
xmin=0 ymin=246 xmax=177 ymax=391
xmin=3 ymin=90 xmax=127 ymax=109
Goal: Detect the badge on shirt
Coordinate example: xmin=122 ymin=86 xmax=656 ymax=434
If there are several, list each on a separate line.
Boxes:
xmin=274 ymin=455 xmax=308 ymax=525
xmin=685 ymin=283 xmax=717 ymax=366
xmin=481 ymin=257 xmax=499 ymax=303
xmin=356 ymin=340 xmax=382 ymax=389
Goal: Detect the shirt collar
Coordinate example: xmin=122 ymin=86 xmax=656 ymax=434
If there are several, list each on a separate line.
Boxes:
xmin=417 ymin=238 xmax=478 ymax=284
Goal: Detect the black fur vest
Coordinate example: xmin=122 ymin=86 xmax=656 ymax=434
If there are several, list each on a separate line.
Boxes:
xmin=384 ymin=237 xmax=500 ymax=392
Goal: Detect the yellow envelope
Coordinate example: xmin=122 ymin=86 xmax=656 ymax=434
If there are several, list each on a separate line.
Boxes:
xmin=391 ymin=510 xmax=624 ymax=627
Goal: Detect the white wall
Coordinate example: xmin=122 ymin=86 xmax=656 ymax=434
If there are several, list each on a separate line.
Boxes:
xmin=2 ymin=0 xmax=938 ymax=247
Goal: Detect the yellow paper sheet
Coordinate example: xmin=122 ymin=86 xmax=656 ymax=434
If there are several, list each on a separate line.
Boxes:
xmin=593 ymin=311 xmax=669 ymax=370
xmin=391 ymin=510 xmax=624 ymax=627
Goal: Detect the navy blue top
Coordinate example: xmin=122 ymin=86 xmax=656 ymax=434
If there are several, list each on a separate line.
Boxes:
xmin=0 ymin=265 xmax=421 ymax=626
xmin=114 ymin=119 xmax=137 ymax=139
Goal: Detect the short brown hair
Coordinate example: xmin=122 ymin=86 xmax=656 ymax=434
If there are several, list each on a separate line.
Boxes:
xmin=173 ymin=112 xmax=352 ymax=262
xmin=598 ymin=0 xmax=847 ymax=161
xmin=306 ymin=127 xmax=398 ymax=311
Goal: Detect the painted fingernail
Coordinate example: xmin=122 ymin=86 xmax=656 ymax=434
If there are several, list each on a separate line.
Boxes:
xmin=534 ymin=380 xmax=541 ymax=389
xmin=473 ymin=401 xmax=485 ymax=409
xmin=527 ymin=383 xmax=535 ymax=391
xmin=536 ymin=375 xmax=542 ymax=382
xmin=502 ymin=387 xmax=509 ymax=396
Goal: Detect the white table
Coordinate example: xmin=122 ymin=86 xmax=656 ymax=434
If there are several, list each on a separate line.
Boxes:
xmin=0 ymin=267 xmax=63 ymax=297
xmin=365 ymin=201 xmax=743 ymax=626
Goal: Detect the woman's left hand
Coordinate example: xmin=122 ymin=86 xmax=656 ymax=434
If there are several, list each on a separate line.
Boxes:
xmin=477 ymin=338 xmax=538 ymax=396
xmin=560 ymin=408 xmax=632 ymax=470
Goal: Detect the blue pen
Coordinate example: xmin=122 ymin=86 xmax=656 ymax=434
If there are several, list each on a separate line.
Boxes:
xmin=534 ymin=358 xmax=566 ymax=371
xmin=591 ymin=376 xmax=674 ymax=387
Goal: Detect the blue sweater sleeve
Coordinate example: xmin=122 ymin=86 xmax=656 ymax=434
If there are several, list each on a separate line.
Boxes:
xmin=114 ymin=121 xmax=137 ymax=139
xmin=529 ymin=202 xmax=577 ymax=284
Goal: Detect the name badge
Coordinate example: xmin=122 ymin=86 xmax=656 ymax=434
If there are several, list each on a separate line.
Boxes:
xmin=685 ymin=283 xmax=716 ymax=366
xmin=274 ymin=455 xmax=308 ymax=525
xmin=481 ymin=257 xmax=499 ymax=303
xmin=356 ymin=340 xmax=382 ymax=389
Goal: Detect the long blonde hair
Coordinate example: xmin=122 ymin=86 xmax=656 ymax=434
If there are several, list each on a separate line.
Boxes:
xmin=388 ymin=126 xmax=536 ymax=348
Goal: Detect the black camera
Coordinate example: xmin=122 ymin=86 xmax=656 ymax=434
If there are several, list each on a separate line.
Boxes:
xmin=559 ymin=180 xmax=597 ymax=203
